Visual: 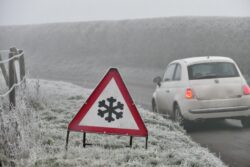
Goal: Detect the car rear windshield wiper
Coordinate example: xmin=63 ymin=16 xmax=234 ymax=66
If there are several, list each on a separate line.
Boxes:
xmin=194 ymin=73 xmax=218 ymax=79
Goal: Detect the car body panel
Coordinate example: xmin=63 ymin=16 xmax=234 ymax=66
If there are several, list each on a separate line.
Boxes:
xmin=179 ymin=95 xmax=250 ymax=120
xmin=189 ymin=78 xmax=243 ymax=100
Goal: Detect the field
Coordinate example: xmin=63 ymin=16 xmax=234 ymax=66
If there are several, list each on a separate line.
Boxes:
xmin=0 ymin=79 xmax=226 ymax=167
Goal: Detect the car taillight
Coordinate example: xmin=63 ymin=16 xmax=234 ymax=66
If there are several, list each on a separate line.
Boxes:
xmin=243 ymin=85 xmax=250 ymax=95
xmin=185 ymin=88 xmax=193 ymax=99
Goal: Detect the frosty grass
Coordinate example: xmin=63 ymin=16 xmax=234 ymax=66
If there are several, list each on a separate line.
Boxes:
xmin=1 ymin=79 xmax=227 ymax=167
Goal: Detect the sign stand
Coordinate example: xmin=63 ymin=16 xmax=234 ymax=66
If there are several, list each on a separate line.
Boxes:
xmin=65 ymin=68 xmax=148 ymax=150
xmin=83 ymin=133 xmax=86 ymax=147
xmin=65 ymin=130 xmax=70 ymax=150
xmin=129 ymin=136 xmax=133 ymax=148
xmin=65 ymin=131 xmax=148 ymax=150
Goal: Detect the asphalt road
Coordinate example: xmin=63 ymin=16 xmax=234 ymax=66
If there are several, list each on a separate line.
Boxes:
xmin=120 ymin=80 xmax=250 ymax=167
xmin=189 ymin=120 xmax=250 ymax=167
xmin=127 ymin=81 xmax=250 ymax=167
xmin=37 ymin=71 xmax=250 ymax=167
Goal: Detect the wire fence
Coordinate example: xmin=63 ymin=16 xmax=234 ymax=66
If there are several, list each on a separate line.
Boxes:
xmin=0 ymin=47 xmax=26 ymax=109
xmin=0 ymin=78 xmax=25 ymax=97
xmin=0 ymin=51 xmax=24 ymax=64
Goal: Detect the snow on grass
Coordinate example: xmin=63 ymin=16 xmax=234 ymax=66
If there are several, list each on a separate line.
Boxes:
xmin=0 ymin=84 xmax=40 ymax=167
xmin=0 ymin=74 xmax=8 ymax=95
xmin=1 ymin=79 xmax=227 ymax=167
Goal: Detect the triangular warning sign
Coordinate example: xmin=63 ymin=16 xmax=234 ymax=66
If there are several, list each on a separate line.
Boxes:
xmin=68 ymin=68 xmax=148 ymax=137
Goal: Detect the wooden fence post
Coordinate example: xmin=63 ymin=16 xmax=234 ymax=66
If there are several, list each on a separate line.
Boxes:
xmin=18 ymin=50 xmax=25 ymax=83
xmin=0 ymin=54 xmax=9 ymax=86
xmin=9 ymin=47 xmax=17 ymax=109
xmin=11 ymin=48 xmax=18 ymax=84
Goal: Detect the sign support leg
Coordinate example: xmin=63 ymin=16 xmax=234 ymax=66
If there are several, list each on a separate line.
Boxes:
xmin=83 ymin=132 xmax=86 ymax=148
xmin=65 ymin=130 xmax=70 ymax=151
xmin=129 ymin=136 xmax=133 ymax=148
xmin=145 ymin=136 xmax=148 ymax=149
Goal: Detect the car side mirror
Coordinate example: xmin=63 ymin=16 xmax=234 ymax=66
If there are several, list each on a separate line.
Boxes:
xmin=153 ymin=76 xmax=162 ymax=87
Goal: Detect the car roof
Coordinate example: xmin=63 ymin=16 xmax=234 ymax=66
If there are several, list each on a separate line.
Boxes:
xmin=172 ymin=56 xmax=235 ymax=66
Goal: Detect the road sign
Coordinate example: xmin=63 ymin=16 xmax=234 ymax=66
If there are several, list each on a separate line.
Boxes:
xmin=66 ymin=68 xmax=148 ymax=149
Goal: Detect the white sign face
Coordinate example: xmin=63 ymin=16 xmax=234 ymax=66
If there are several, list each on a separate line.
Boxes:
xmin=79 ymin=78 xmax=139 ymax=130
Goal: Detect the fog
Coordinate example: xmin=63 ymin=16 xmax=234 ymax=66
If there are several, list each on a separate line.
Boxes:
xmin=1 ymin=17 xmax=250 ymax=108
xmin=1 ymin=9 xmax=250 ymax=166
xmin=1 ymin=0 xmax=250 ymax=25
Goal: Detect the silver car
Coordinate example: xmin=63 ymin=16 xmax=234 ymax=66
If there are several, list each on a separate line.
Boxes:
xmin=152 ymin=56 xmax=250 ymax=128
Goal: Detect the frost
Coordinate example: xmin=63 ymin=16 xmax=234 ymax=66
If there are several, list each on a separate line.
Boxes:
xmin=0 ymin=84 xmax=41 ymax=167
xmin=0 ymin=79 xmax=227 ymax=167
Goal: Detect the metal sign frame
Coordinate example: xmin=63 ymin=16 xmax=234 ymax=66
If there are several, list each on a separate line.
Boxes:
xmin=66 ymin=68 xmax=148 ymax=150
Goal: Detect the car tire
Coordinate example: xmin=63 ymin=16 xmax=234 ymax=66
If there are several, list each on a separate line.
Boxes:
xmin=152 ymin=99 xmax=158 ymax=113
xmin=241 ymin=117 xmax=250 ymax=128
xmin=174 ymin=104 xmax=189 ymax=129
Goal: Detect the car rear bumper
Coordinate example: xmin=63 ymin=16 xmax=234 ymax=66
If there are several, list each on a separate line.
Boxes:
xmin=180 ymin=96 xmax=250 ymax=120
xmin=189 ymin=106 xmax=250 ymax=114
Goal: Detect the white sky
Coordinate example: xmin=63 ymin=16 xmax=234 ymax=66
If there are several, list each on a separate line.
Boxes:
xmin=0 ymin=0 xmax=250 ymax=25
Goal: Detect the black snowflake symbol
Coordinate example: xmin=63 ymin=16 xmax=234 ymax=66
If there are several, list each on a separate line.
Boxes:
xmin=97 ymin=97 xmax=124 ymax=123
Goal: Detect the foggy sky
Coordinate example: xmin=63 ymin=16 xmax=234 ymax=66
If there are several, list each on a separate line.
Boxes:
xmin=1 ymin=0 xmax=250 ymax=25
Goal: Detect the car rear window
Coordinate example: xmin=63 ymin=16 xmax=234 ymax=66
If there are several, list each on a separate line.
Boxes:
xmin=188 ymin=62 xmax=239 ymax=80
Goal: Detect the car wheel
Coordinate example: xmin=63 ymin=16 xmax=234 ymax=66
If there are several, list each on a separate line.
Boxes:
xmin=174 ymin=104 xmax=185 ymax=125
xmin=152 ymin=99 xmax=158 ymax=113
xmin=173 ymin=104 xmax=192 ymax=131
xmin=241 ymin=117 xmax=250 ymax=128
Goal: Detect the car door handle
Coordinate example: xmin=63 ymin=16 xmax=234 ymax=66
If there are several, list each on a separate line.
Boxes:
xmin=165 ymin=90 xmax=170 ymax=93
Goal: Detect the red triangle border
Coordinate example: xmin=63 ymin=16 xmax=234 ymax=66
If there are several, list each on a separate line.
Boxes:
xmin=68 ymin=68 xmax=148 ymax=137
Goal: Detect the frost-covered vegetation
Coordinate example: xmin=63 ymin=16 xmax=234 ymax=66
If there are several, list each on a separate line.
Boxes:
xmin=1 ymin=79 xmax=226 ymax=167
xmin=0 ymin=79 xmax=41 ymax=167
xmin=0 ymin=75 xmax=7 ymax=95
xmin=0 ymin=62 xmax=8 ymax=96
